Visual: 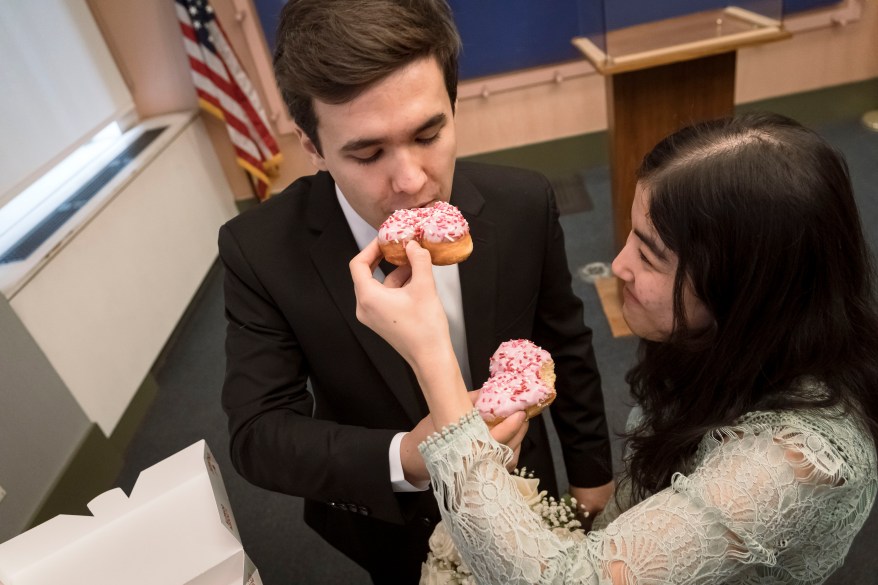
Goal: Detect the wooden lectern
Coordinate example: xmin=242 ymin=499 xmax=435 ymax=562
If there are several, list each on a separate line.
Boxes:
xmin=573 ymin=7 xmax=790 ymax=336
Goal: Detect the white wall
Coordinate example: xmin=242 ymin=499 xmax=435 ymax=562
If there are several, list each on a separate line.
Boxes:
xmin=8 ymin=115 xmax=237 ymax=436
xmin=0 ymin=295 xmax=91 ymax=541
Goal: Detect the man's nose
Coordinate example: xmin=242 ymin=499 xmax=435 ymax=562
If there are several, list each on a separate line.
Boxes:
xmin=390 ymin=149 xmax=427 ymax=195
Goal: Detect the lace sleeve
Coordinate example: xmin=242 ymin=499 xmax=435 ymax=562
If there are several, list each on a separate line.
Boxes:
xmin=421 ymin=410 xmax=600 ymax=583
xmin=420 ymin=410 xmax=876 ymax=585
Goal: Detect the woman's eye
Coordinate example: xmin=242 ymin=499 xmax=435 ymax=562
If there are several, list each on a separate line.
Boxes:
xmin=639 ymin=251 xmax=652 ymax=267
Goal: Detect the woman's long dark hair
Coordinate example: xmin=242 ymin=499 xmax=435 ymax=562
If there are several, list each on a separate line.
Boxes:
xmin=624 ymin=112 xmax=878 ymax=500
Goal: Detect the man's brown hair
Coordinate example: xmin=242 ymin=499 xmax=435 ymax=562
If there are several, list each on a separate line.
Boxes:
xmin=273 ymin=0 xmax=462 ymax=154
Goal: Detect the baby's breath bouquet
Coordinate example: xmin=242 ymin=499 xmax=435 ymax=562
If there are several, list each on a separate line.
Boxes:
xmin=419 ymin=468 xmax=584 ymax=585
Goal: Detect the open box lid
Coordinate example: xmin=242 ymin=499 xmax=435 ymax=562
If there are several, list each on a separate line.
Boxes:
xmin=0 ymin=440 xmax=261 ymax=585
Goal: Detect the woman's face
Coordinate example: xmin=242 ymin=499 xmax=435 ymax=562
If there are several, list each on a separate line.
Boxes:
xmin=611 ymin=183 xmax=712 ymax=341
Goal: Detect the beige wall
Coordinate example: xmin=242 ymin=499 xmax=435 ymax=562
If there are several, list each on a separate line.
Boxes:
xmin=736 ymin=6 xmax=878 ymax=103
xmin=88 ymin=0 xmax=878 ymax=199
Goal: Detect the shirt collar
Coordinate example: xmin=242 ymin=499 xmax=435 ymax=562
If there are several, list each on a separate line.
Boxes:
xmin=336 ymin=184 xmax=376 ymax=252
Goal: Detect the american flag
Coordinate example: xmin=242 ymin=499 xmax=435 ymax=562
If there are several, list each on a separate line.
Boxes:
xmin=175 ymin=0 xmax=281 ymax=200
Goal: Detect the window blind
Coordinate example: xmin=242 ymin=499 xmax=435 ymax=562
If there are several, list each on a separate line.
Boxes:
xmin=0 ymin=0 xmax=134 ymax=209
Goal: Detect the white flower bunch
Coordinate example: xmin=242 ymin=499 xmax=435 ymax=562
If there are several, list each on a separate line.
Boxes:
xmin=419 ymin=468 xmax=584 ymax=585
xmin=419 ymin=521 xmax=477 ymax=585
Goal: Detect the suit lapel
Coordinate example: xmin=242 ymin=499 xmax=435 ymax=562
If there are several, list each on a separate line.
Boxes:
xmin=308 ymin=174 xmax=426 ymax=423
xmin=452 ymin=174 xmax=498 ymax=389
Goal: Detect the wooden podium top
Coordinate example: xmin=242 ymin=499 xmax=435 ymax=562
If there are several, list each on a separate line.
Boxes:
xmin=573 ymin=6 xmax=791 ymax=75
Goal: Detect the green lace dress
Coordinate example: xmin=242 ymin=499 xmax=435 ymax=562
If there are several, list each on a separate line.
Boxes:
xmin=420 ymin=389 xmax=876 ymax=584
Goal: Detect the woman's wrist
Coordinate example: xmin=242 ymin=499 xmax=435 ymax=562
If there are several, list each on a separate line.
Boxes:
xmin=413 ymin=344 xmax=473 ymax=429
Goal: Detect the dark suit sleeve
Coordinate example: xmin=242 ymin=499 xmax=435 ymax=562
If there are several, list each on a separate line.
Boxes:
xmin=218 ymin=224 xmax=407 ymax=524
xmin=532 ymin=179 xmax=614 ymax=488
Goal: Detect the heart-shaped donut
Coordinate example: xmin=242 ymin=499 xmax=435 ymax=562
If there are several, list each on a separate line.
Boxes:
xmin=475 ymin=339 xmax=556 ymax=426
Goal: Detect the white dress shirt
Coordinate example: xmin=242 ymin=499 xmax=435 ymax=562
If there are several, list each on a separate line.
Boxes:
xmin=337 ymin=187 xmax=472 ymax=491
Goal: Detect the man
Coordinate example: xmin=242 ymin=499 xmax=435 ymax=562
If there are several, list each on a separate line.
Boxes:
xmin=219 ymin=0 xmax=613 ymax=581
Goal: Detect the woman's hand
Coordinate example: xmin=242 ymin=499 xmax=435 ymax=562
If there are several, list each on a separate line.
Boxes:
xmin=350 ymin=239 xmax=450 ymax=369
xmin=350 ymin=239 xmax=473 ymax=428
xmin=490 ymin=411 xmax=529 ymax=471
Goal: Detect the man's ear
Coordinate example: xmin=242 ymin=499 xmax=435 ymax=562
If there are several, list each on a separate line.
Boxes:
xmin=295 ymin=126 xmax=328 ymax=171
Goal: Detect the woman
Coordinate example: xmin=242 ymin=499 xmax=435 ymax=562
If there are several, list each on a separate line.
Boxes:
xmin=350 ymin=113 xmax=878 ymax=584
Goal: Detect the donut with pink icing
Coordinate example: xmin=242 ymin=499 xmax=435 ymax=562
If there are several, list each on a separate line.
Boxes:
xmin=377 ymin=201 xmax=473 ymax=266
xmin=476 ymin=339 xmax=556 ymax=426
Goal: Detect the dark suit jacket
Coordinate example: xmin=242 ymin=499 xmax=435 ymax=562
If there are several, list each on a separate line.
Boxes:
xmin=219 ymin=161 xmax=612 ymax=580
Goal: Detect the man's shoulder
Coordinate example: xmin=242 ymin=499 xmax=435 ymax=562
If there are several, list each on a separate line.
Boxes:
xmin=455 ymin=160 xmax=550 ymax=191
xmin=223 ymin=171 xmax=330 ymax=235
xmin=453 ymin=161 xmax=553 ymax=216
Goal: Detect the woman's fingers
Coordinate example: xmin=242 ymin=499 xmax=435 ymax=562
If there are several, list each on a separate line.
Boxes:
xmin=349 ymin=238 xmax=449 ymax=365
xmin=349 ymin=239 xmax=383 ymax=290
xmin=489 ymin=411 xmax=528 ymax=472
xmin=383 ymin=263 xmax=412 ymax=288
xmin=507 ymin=443 xmax=522 ymax=472
xmin=489 ymin=411 xmax=528 ymax=450
xmin=350 ymin=239 xmax=392 ymax=331
xmin=404 ymin=240 xmax=436 ymax=292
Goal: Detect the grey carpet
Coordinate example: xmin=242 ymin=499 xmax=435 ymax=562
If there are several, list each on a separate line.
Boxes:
xmin=116 ymin=115 xmax=878 ymax=584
